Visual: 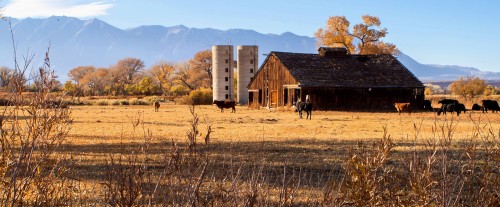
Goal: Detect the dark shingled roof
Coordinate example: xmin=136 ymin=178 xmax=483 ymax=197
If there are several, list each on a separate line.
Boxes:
xmin=271 ymin=51 xmax=423 ymax=88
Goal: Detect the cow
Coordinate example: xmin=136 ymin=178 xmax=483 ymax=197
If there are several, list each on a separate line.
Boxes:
xmin=394 ymin=102 xmax=411 ymax=115
xmin=437 ymin=103 xmax=464 ymax=116
xmin=472 ymin=103 xmax=483 ymax=111
xmin=457 ymin=103 xmax=466 ymax=114
xmin=213 ymin=100 xmax=236 ymax=113
xmin=154 ymin=101 xmax=160 ymax=112
xmin=438 ymin=99 xmax=459 ymax=105
xmin=423 ymin=100 xmax=432 ymax=111
xmin=482 ymin=100 xmax=500 ymax=113
xmin=294 ymin=101 xmax=312 ymax=119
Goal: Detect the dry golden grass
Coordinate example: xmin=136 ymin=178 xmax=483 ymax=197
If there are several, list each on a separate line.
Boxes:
xmin=68 ymin=103 xmax=500 ymax=144
xmin=64 ymin=104 xmax=499 ymax=174
xmin=37 ymin=102 xmax=497 ymax=205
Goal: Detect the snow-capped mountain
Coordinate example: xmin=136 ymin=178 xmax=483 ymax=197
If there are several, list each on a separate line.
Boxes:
xmin=1 ymin=16 xmax=499 ymax=82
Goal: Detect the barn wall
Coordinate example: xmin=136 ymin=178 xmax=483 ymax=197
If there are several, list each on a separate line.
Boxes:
xmin=248 ymin=55 xmax=299 ymax=107
xmin=302 ymin=87 xmax=424 ymax=111
xmin=248 ymin=54 xmax=425 ymax=111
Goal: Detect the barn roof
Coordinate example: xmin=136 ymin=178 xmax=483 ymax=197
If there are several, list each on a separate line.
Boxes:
xmin=268 ymin=50 xmax=423 ymax=88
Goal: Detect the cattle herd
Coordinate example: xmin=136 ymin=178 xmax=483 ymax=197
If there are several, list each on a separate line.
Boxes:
xmin=153 ymin=98 xmax=499 ymax=119
xmin=396 ymin=99 xmax=499 ymax=116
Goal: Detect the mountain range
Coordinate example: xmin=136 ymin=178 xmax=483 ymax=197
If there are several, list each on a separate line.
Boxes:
xmin=1 ymin=16 xmax=500 ymax=82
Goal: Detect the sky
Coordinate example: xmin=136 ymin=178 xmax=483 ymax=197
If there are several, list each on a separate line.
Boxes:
xmin=2 ymin=0 xmax=500 ymax=72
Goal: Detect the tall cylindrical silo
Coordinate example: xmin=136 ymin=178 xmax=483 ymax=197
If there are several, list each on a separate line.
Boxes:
xmin=237 ymin=45 xmax=258 ymax=104
xmin=212 ymin=45 xmax=234 ymax=101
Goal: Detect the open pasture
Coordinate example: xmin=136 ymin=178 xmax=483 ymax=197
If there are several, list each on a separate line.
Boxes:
xmin=3 ymin=100 xmax=498 ymax=205
xmin=66 ymin=104 xmax=500 ymax=179
xmin=68 ymin=103 xmax=500 ymax=144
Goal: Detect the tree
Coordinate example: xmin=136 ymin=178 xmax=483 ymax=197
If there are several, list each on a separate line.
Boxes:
xmin=68 ymin=66 xmax=96 ymax=96
xmin=112 ymin=57 xmax=145 ymax=95
xmin=125 ymin=77 xmax=160 ymax=96
xmin=63 ymin=81 xmax=78 ymax=96
xmin=68 ymin=66 xmax=96 ymax=83
xmin=189 ymin=50 xmax=212 ymax=88
xmin=81 ymin=68 xmax=110 ymax=96
xmin=315 ymin=15 xmax=398 ymax=55
xmin=483 ymin=85 xmax=499 ymax=96
xmin=115 ymin=57 xmax=145 ymax=83
xmin=173 ymin=62 xmax=207 ymax=91
xmin=149 ymin=62 xmax=175 ymax=95
xmin=449 ymin=76 xmax=487 ymax=101
xmin=0 ymin=66 xmax=14 ymax=89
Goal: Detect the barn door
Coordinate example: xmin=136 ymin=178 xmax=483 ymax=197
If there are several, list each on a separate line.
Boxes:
xmin=271 ymin=90 xmax=277 ymax=107
xmin=294 ymin=89 xmax=301 ymax=102
xmin=283 ymin=89 xmax=289 ymax=106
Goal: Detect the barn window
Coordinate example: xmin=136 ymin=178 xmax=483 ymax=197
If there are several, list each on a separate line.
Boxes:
xmin=414 ymin=88 xmax=423 ymax=95
xmin=225 ymin=59 xmax=229 ymax=64
xmin=225 ymin=68 xmax=229 ymax=72
xmin=250 ymin=68 xmax=254 ymax=73
xmin=225 ymin=94 xmax=229 ymax=99
xmin=225 ymin=86 xmax=229 ymax=90
xmin=250 ymin=59 xmax=254 ymax=64
xmin=225 ymin=77 xmax=229 ymax=81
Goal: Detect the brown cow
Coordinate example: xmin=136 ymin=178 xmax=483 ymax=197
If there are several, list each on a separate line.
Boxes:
xmin=394 ymin=102 xmax=411 ymax=115
xmin=213 ymin=100 xmax=236 ymax=113
xmin=154 ymin=101 xmax=160 ymax=112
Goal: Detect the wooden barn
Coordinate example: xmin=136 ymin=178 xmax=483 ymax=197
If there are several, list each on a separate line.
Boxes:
xmin=247 ymin=47 xmax=424 ymax=111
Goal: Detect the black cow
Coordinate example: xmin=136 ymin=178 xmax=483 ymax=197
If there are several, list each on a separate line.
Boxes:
xmin=437 ymin=103 xmax=464 ymax=116
xmin=294 ymin=101 xmax=312 ymax=119
xmin=472 ymin=103 xmax=483 ymax=111
xmin=423 ymin=100 xmax=432 ymax=111
xmin=482 ymin=100 xmax=500 ymax=113
xmin=456 ymin=103 xmax=466 ymax=114
xmin=213 ymin=100 xmax=236 ymax=113
xmin=438 ymin=99 xmax=459 ymax=105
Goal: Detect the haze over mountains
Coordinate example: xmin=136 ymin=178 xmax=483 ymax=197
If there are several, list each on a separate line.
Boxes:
xmin=1 ymin=16 xmax=499 ymax=82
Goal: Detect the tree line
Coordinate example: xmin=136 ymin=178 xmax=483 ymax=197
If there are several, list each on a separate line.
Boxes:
xmin=62 ymin=50 xmax=213 ymax=97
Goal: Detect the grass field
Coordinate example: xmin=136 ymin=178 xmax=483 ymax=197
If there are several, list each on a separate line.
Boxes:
xmin=3 ymin=98 xmax=500 ymax=205
xmin=59 ymin=103 xmax=500 ymax=204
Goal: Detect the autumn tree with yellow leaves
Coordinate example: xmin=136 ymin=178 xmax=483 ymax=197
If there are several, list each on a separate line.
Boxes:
xmin=149 ymin=61 xmax=175 ymax=95
xmin=449 ymin=76 xmax=487 ymax=101
xmin=315 ymin=15 xmax=398 ymax=55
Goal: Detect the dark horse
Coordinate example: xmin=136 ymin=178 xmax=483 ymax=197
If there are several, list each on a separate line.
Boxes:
xmin=294 ymin=101 xmax=313 ymax=119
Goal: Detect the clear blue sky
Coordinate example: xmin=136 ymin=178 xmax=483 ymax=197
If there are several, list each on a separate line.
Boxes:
xmin=3 ymin=0 xmax=500 ymax=72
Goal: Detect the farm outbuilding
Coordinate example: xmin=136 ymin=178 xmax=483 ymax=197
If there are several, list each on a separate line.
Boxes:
xmin=247 ymin=47 xmax=425 ymax=111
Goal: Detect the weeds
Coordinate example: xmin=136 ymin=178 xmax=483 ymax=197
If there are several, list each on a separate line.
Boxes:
xmin=0 ymin=45 xmax=76 ymax=205
xmin=322 ymin=116 xmax=500 ymax=207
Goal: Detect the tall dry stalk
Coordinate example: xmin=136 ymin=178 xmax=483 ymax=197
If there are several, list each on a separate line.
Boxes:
xmin=0 ymin=35 xmax=75 ymax=205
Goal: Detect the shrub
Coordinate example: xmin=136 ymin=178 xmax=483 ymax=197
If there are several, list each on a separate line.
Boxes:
xmin=120 ymin=100 xmax=130 ymax=105
xmin=186 ymin=88 xmax=213 ymax=105
xmin=131 ymin=99 xmax=149 ymax=105
xmin=97 ymin=100 xmax=109 ymax=106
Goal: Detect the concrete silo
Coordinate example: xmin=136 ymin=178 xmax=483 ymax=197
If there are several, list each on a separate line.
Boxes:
xmin=212 ymin=45 xmax=234 ymax=101
xmin=236 ymin=45 xmax=258 ymax=104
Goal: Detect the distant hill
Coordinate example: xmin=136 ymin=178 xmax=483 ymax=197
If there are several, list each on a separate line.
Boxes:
xmin=1 ymin=16 xmax=500 ymax=82
xmin=396 ymin=53 xmax=500 ymax=82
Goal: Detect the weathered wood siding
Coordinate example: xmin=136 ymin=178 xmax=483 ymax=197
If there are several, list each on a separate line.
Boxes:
xmin=302 ymin=87 xmax=424 ymax=111
xmin=248 ymin=54 xmax=425 ymax=111
xmin=248 ymin=55 xmax=298 ymax=107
